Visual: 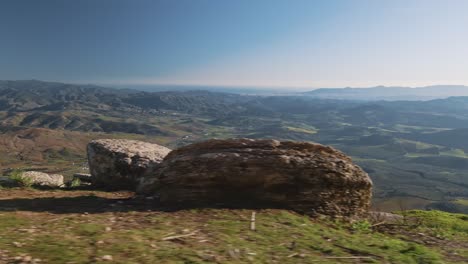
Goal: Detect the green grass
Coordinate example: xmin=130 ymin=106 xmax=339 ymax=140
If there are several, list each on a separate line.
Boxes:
xmin=69 ymin=178 xmax=82 ymax=187
xmin=440 ymin=149 xmax=468 ymax=158
xmin=395 ymin=138 xmax=440 ymax=150
xmin=8 ymin=169 xmax=33 ymax=187
xmin=0 ymin=207 xmax=465 ymax=263
xmin=454 ymin=199 xmax=468 ymax=206
xmin=285 ymin=126 xmax=317 ymax=134
xmin=401 ymin=210 xmax=468 ymax=238
xmin=404 ymin=148 xmax=468 ymax=159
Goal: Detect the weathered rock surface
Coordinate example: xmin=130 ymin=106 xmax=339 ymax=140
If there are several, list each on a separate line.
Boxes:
xmin=138 ymin=138 xmax=372 ymax=218
xmin=368 ymin=211 xmax=404 ymax=224
xmin=87 ymin=139 xmax=171 ymax=190
xmin=20 ymin=171 xmax=64 ymax=187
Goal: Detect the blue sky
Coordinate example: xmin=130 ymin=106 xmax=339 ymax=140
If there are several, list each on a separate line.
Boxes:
xmin=1 ymin=0 xmax=468 ymax=89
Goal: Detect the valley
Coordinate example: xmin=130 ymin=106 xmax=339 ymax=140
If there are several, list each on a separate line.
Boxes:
xmin=1 ymin=80 xmax=468 ymax=213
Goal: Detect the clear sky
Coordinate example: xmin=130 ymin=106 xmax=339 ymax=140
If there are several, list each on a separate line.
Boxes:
xmin=1 ymin=0 xmax=468 ymax=89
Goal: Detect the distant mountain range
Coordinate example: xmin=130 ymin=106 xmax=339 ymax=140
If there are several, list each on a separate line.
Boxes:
xmin=9 ymin=80 xmax=468 ymax=101
xmin=304 ymin=85 xmax=468 ymax=101
xmin=111 ymin=84 xmax=298 ymax=95
xmin=118 ymin=84 xmax=468 ymax=100
xmin=113 ymin=83 xmax=468 ymax=100
xmin=2 ymin=80 xmax=468 ymax=212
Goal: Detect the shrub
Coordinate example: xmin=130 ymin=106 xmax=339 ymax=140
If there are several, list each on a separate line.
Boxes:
xmin=70 ymin=178 xmax=81 ymax=188
xmin=9 ymin=169 xmax=33 ymax=187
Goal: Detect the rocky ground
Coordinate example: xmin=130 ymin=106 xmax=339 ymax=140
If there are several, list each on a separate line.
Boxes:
xmin=0 ymin=188 xmax=466 ymax=264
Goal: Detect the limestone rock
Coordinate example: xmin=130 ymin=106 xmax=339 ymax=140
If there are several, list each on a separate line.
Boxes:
xmin=139 ymin=138 xmax=372 ymax=218
xmin=20 ymin=171 xmax=64 ymax=187
xmin=87 ymin=139 xmax=171 ymax=190
xmin=368 ymin=211 xmax=404 ymax=224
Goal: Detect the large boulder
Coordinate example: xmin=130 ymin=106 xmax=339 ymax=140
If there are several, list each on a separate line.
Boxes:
xmin=138 ymin=138 xmax=372 ymax=218
xmin=20 ymin=171 xmax=64 ymax=187
xmin=87 ymin=139 xmax=171 ymax=190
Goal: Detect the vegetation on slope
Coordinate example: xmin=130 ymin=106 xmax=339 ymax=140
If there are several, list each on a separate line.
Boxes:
xmin=0 ymin=189 xmax=466 ymax=264
xmin=1 ymin=80 xmax=468 ymax=213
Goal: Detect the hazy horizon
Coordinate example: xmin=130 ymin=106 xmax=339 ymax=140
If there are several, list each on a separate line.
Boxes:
xmin=6 ymin=79 xmax=468 ymax=93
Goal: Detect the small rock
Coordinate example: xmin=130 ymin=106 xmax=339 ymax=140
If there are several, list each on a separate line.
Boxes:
xmin=19 ymin=171 xmax=64 ymax=187
xmin=368 ymin=211 xmax=403 ymax=223
xmin=12 ymin=242 xmax=23 ymax=247
xmin=101 ymin=255 xmax=113 ymax=261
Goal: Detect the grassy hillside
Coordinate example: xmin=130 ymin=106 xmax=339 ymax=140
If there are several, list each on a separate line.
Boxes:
xmin=0 ymin=127 xmax=173 ymax=177
xmin=0 ymin=189 xmax=466 ymax=264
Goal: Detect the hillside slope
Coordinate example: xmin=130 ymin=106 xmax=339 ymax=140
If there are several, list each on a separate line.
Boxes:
xmin=2 ymin=80 xmax=468 ymax=213
xmin=0 ymin=189 xmax=466 ymax=264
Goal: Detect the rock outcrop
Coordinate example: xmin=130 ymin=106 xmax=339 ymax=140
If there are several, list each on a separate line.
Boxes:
xmin=20 ymin=171 xmax=64 ymax=187
xmin=368 ymin=211 xmax=403 ymax=224
xmin=87 ymin=139 xmax=171 ymax=190
xmin=0 ymin=176 xmax=16 ymax=187
xmin=138 ymin=138 xmax=372 ymax=218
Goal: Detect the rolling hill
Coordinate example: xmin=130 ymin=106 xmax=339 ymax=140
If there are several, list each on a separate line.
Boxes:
xmin=1 ymin=80 xmax=468 ymax=213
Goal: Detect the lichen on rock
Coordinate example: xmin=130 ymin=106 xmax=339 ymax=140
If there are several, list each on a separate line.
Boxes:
xmin=138 ymin=138 xmax=372 ymax=218
xmin=20 ymin=171 xmax=64 ymax=187
xmin=87 ymin=139 xmax=171 ymax=190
